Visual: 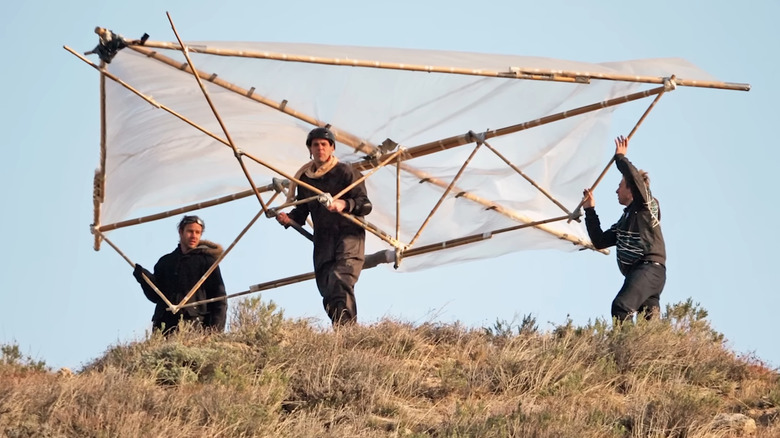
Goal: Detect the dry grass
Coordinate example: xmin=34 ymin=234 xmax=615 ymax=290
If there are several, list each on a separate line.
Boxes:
xmin=1 ymin=298 xmax=778 ymax=437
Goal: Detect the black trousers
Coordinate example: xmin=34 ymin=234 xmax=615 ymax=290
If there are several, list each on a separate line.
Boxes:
xmin=612 ymin=261 xmax=666 ymax=321
xmin=313 ymin=233 xmax=365 ymax=326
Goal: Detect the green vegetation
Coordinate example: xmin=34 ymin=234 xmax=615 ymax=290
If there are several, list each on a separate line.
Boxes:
xmin=1 ymin=298 xmax=778 ymax=437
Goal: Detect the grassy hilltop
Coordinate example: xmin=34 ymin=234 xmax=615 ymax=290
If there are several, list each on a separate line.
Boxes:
xmin=1 ymin=298 xmax=778 ymax=437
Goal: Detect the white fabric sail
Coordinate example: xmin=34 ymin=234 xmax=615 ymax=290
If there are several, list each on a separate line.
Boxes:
xmin=90 ymin=40 xmax=728 ymax=271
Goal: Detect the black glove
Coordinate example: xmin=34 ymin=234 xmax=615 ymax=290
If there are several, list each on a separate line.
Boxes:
xmin=133 ymin=263 xmax=151 ymax=283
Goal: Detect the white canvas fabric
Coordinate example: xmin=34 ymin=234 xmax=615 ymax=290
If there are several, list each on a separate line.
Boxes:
xmin=97 ymin=41 xmax=719 ymax=271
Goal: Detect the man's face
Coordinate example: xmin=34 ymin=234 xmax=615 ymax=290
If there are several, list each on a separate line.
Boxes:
xmin=179 ymin=222 xmax=203 ymax=252
xmin=308 ymin=138 xmax=335 ymax=166
xmin=616 ymin=177 xmax=633 ymax=206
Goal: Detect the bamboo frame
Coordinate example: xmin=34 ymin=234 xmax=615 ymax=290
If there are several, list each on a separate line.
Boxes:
xmin=134 ymin=40 xmax=750 ymax=91
xmin=90 ymin=40 xmax=653 ymax=252
xmin=68 ymin=40 xmax=625 ymax=254
xmin=70 ymin=32 xmax=708 ymax=302
xmin=67 ymin=28 xmax=758 ymax=312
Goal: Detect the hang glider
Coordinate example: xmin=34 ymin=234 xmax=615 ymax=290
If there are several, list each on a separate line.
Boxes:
xmin=64 ymin=19 xmax=749 ymax=313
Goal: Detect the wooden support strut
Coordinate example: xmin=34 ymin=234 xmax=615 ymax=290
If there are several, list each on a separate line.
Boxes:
xmin=92 ymin=229 xmax=176 ymax=310
xmin=481 ymin=138 xmax=572 ymax=217
xmin=409 ymin=140 xmax=483 ymax=248
xmin=166 ymin=13 xmax=269 ymax=215
xmin=93 ymin=62 xmax=108 ymax=251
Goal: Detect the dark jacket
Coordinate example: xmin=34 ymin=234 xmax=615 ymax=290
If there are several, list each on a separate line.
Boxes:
xmin=134 ymin=240 xmax=227 ymax=331
xmin=287 ymin=161 xmax=372 ymax=270
xmin=585 ymin=154 xmax=666 ymax=276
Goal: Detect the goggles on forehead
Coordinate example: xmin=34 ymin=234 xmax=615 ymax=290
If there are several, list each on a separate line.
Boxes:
xmin=178 ymin=215 xmax=205 ymax=231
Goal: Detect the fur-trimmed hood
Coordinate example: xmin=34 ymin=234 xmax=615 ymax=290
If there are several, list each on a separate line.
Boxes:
xmin=190 ymin=240 xmax=224 ymax=258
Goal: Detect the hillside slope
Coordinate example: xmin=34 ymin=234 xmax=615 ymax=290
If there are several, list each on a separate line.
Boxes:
xmin=1 ymin=299 xmax=778 ymax=437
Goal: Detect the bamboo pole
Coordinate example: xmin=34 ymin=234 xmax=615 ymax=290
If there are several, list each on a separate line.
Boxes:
xmin=93 ymin=228 xmax=177 ymax=310
xmin=375 ymin=85 xmax=669 ymax=165
xmin=133 ymin=40 xmax=750 ymax=91
xmin=508 ymin=67 xmax=749 ymax=92
xmin=174 ymin=209 xmax=264 ymax=311
xmin=570 ymin=78 xmax=672 ymax=220
xmin=333 ymin=148 xmax=403 ymax=201
xmin=482 ymin=139 xmax=571 ymax=216
xmin=341 ymin=212 xmax=404 ymax=249
xmin=93 ymin=62 xmax=107 ymax=251
xmin=166 ymin=13 xmax=268 ymax=215
xmin=395 ymin=150 xmax=402 ymax=243
xmin=178 ymin=213 xmax=589 ymax=309
xmin=403 ymin=214 xmax=574 ymax=258
xmin=409 ymin=141 xmax=483 ymax=247
xmin=269 ymin=195 xmax=322 ymax=213
xmin=175 ymin=272 xmax=317 ymax=310
xmin=97 ymin=180 xmax=282 ymax=232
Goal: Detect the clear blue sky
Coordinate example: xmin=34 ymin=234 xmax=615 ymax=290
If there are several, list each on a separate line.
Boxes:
xmin=1 ymin=0 xmax=777 ymax=370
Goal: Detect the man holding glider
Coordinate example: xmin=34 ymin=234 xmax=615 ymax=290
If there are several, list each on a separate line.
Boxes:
xmin=582 ymin=136 xmax=666 ymax=322
xmin=133 ymin=215 xmax=227 ymax=334
xmin=276 ymin=127 xmax=372 ymax=326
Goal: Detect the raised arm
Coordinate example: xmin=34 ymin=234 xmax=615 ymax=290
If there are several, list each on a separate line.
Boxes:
xmin=613 ymin=136 xmax=651 ymax=205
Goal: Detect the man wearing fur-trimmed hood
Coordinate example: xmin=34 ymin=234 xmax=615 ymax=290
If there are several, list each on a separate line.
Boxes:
xmin=133 ymin=215 xmax=227 ymax=334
